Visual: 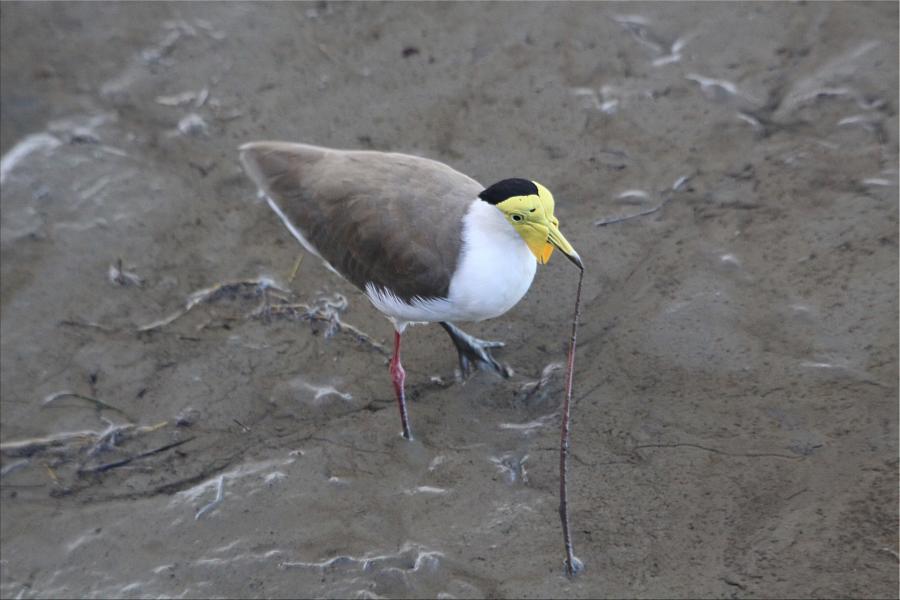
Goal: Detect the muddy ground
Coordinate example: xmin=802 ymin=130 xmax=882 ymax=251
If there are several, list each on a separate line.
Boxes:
xmin=1 ymin=2 xmax=897 ymax=598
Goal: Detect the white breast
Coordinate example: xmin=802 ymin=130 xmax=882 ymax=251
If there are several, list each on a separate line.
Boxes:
xmin=363 ymin=200 xmax=536 ymax=328
xmin=446 ymin=200 xmax=537 ymax=321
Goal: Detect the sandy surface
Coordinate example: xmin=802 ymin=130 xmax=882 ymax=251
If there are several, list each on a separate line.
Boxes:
xmin=1 ymin=2 xmax=897 ymax=598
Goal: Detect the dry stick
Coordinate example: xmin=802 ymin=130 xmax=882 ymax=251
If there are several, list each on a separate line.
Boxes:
xmin=594 ymin=194 xmax=675 ymax=227
xmin=81 ymin=437 xmax=194 ymax=474
xmin=559 ymin=266 xmax=585 ymax=576
xmin=42 ymin=391 xmax=132 ymax=419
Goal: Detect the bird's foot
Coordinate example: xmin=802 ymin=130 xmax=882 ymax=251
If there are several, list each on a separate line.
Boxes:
xmin=439 ymin=322 xmax=513 ymax=380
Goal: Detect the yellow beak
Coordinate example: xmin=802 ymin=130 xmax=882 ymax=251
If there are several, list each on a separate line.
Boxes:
xmin=547 ymin=221 xmax=583 ymax=270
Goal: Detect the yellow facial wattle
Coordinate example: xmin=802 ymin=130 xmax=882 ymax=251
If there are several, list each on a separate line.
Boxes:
xmin=519 ymin=222 xmax=555 ymax=265
xmin=495 ymin=181 xmax=579 ymax=267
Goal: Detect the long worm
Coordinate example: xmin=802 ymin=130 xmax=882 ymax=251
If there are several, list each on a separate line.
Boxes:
xmin=559 ymin=266 xmax=585 ymax=576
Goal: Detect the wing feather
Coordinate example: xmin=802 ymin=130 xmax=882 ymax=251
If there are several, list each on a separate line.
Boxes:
xmin=240 ymin=142 xmax=480 ymax=301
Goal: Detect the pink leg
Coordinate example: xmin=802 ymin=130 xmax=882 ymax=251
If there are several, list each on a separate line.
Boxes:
xmin=390 ymin=331 xmax=412 ymax=440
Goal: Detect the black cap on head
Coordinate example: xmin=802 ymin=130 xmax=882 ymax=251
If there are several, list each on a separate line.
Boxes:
xmin=478 ymin=178 xmax=538 ymax=205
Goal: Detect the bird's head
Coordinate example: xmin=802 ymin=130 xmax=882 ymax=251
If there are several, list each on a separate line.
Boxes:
xmin=479 ymin=178 xmax=582 ymax=269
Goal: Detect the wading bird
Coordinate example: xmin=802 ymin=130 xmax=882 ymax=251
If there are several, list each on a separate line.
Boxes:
xmin=239 ymin=142 xmax=581 ymax=440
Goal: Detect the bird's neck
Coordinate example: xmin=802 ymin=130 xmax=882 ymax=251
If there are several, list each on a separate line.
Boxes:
xmin=469 ymin=199 xmax=523 ymax=245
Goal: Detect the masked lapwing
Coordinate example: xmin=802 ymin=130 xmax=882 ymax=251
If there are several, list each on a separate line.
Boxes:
xmin=240 ymin=142 xmax=581 ymax=440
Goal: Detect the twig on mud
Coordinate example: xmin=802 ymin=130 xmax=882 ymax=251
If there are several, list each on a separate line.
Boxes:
xmin=595 ymin=194 xmax=676 ymax=227
xmin=87 ymin=421 xmax=135 ymax=456
xmin=255 ymin=296 xmax=389 ymax=356
xmin=81 ymin=436 xmax=194 ymax=474
xmin=86 ymin=420 xmax=167 ymax=456
xmin=783 ymin=487 xmax=808 ymax=502
xmin=0 ymin=421 xmax=169 ymax=459
xmin=42 ymin=390 xmax=132 ymax=419
xmin=595 ymin=173 xmax=692 ymax=227
xmin=633 ymin=442 xmax=801 ymax=460
xmin=1 ymin=431 xmax=104 ymax=457
xmin=721 ymin=577 xmax=747 ymax=590
xmin=137 ymin=278 xmax=289 ymax=332
xmin=139 ymin=275 xmax=389 ymax=355
xmin=151 ymin=451 xmax=243 ymax=497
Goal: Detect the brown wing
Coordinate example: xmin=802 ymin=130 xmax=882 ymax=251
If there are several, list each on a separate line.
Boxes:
xmin=240 ymin=142 xmax=481 ymax=301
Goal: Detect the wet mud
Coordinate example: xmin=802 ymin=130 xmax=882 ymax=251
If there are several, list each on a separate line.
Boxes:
xmin=1 ymin=2 xmax=897 ymax=598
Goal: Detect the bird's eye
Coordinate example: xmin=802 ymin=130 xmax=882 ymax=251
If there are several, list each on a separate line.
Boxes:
xmin=529 ymin=208 xmax=536 ymax=213
xmin=512 ymin=214 xmax=523 ymax=222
